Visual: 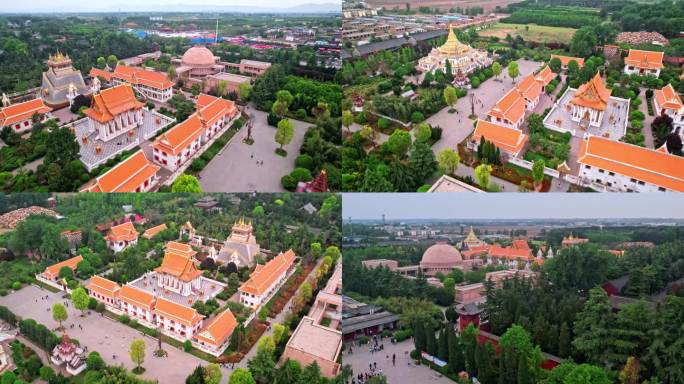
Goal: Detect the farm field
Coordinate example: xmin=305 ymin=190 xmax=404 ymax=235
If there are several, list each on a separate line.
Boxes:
xmin=478 ymin=22 xmax=577 ymax=44
xmin=366 ymin=0 xmax=521 ymax=13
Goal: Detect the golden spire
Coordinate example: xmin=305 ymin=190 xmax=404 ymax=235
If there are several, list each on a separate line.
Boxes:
xmin=438 ymin=23 xmax=470 ymax=56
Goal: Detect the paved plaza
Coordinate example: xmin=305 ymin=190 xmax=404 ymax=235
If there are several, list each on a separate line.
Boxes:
xmin=544 ymin=87 xmax=629 ymax=140
xmin=0 ymin=285 xmax=232 ymax=383
xmin=73 ymin=109 xmax=175 ymax=171
xmin=199 ymin=106 xmax=311 ymax=192
xmin=344 ymin=338 xmax=455 ymax=384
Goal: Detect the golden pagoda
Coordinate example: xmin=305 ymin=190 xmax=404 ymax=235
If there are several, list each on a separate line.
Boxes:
xmin=417 ymin=24 xmax=492 ymax=80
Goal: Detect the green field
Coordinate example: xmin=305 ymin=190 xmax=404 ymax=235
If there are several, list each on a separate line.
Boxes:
xmin=479 ymin=23 xmax=577 ymax=44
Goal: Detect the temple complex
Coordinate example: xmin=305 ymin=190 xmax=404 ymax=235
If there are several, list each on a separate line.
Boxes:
xmin=40 ymin=51 xmax=90 ymax=108
xmin=50 ymin=334 xmax=87 ymax=375
xmin=154 ymin=241 xmax=202 ymax=297
xmin=152 ymin=94 xmax=238 ymax=173
xmin=417 ymin=24 xmax=491 ymax=82
xmin=238 ymin=249 xmax=297 ymax=309
xmin=0 ymin=97 xmax=52 ymax=134
xmin=105 ymin=221 xmax=139 ymax=252
xmin=216 ymin=218 xmax=261 ymax=267
xmin=544 ymin=73 xmax=629 ymax=139
xmin=462 ymin=226 xmax=485 ymax=249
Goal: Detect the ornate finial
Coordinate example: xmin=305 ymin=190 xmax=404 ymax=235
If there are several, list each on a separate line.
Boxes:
xmin=1 ymin=93 xmax=10 ymax=107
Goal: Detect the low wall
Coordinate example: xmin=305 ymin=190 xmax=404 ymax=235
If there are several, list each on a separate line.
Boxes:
xmin=508 ymin=156 xmax=560 ymax=178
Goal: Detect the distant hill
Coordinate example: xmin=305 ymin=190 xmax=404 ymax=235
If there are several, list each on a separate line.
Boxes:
xmin=2 ymin=2 xmax=341 ymax=14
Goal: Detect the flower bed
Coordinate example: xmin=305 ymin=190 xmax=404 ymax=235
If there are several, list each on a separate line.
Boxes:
xmin=221 ymin=321 xmax=268 ymax=363
xmin=267 ymin=261 xmax=315 ymax=318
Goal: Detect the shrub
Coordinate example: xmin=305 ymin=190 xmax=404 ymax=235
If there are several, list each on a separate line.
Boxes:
xmin=183 ymin=340 xmax=192 ymax=352
xmin=0 ymin=289 xmax=7 ymax=297
xmin=417 ymin=184 xmax=431 ymax=192
xmin=118 ymin=315 xmax=130 ymax=324
xmin=411 ymin=111 xmax=425 ymax=123
xmin=95 ymin=302 xmax=105 ymax=313
xmin=377 ymin=118 xmax=390 ymax=130
xmin=11 ymin=282 xmax=21 ymax=290
xmin=295 ymin=154 xmax=314 ymax=170
xmin=129 ymin=319 xmax=139 ymax=329
xmin=188 ymin=158 xmax=207 ymax=173
xmin=267 ymin=112 xmax=281 ymax=127
xmin=394 ymin=329 xmax=413 ymax=342
xmin=431 ymin=126 xmax=443 ymax=141
xmin=290 ymin=168 xmax=313 ymax=183
xmin=281 ymin=175 xmax=297 ymax=191
xmin=87 ymin=298 xmax=98 ymax=310
xmin=86 ymin=351 xmax=105 ymax=371
xmin=355 ymin=112 xmax=366 ymax=125
xmin=295 ymin=108 xmax=307 ymax=119
xmin=358 ymin=335 xmax=370 ymax=345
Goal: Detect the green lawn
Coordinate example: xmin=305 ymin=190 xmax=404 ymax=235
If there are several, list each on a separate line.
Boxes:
xmin=479 ymin=23 xmax=577 ymax=44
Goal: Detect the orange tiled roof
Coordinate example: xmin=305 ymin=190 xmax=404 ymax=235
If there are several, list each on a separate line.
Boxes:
xmin=43 ymin=255 xmax=83 ymax=280
xmin=239 ymin=249 xmax=296 ymax=296
xmin=143 ymin=224 xmax=168 ymax=239
xmin=535 ymin=66 xmax=555 ymax=87
xmin=153 ymin=297 xmax=203 ymax=327
xmin=0 ymin=98 xmax=52 ymax=127
xmin=578 ymin=135 xmax=684 ymax=191
xmin=84 ymin=84 xmax=144 ymax=123
xmin=571 ymin=73 xmax=611 ymax=111
xmin=105 ymin=221 xmax=139 ymax=242
xmin=488 ymin=244 xmax=534 ymax=261
xmin=516 ymin=74 xmax=542 ymax=103
xmin=625 ymin=49 xmax=664 ymax=70
xmin=194 ymin=309 xmax=237 ymax=347
xmin=87 ymin=275 xmax=121 ymax=299
xmin=89 ymin=68 xmax=113 ymax=82
xmin=152 ymin=94 xmax=236 ymax=156
xmin=155 ymin=242 xmax=201 ymax=282
xmin=473 ymin=119 xmax=528 ymax=155
xmin=550 ymin=55 xmax=585 ymax=68
xmin=117 ymin=285 xmax=155 ymax=310
xmin=112 ymin=66 xmax=174 ymax=90
xmin=487 ymin=89 xmax=526 ymax=125
xmin=654 ymin=83 xmax=683 ymax=110
xmin=512 ymin=239 xmax=530 ymax=250
xmin=83 ymin=151 xmax=160 ymax=193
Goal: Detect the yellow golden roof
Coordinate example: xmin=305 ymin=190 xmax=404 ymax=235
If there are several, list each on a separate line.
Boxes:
xmin=438 ymin=24 xmax=472 ymax=56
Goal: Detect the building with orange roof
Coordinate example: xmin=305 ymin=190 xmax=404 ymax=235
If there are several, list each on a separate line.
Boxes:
xmin=110 ymin=65 xmax=174 ymax=103
xmin=87 ymin=275 xmax=121 ymax=306
xmin=569 ymin=73 xmax=612 ymax=128
xmin=84 ymin=84 xmax=145 ymax=143
xmin=515 ymin=74 xmax=543 ymax=111
xmin=577 ymin=135 xmax=684 ymax=192
xmin=40 ymin=255 xmax=84 ymax=282
xmin=550 ymin=55 xmax=585 ymax=70
xmin=239 ymin=249 xmax=297 ymax=309
xmin=535 ymin=66 xmax=556 ymax=88
xmin=142 ymin=223 xmax=168 ymax=240
xmin=89 ymin=68 xmax=113 ymax=83
xmin=153 ymin=297 xmax=204 ymax=341
xmin=117 ymin=285 xmax=156 ymax=325
xmin=154 ymin=241 xmax=202 ymax=296
xmin=0 ymin=97 xmax=53 ymax=134
xmin=193 ymin=309 xmax=238 ymax=356
xmin=81 ymin=150 xmax=160 ymax=192
xmin=561 ymin=235 xmax=589 ymax=247
xmin=152 ymin=93 xmax=239 ymax=173
xmin=653 ymin=83 xmax=684 ymax=132
xmin=486 ymin=88 xmax=526 ymax=130
xmin=471 ymin=119 xmax=528 ymax=157
xmin=105 ymin=221 xmax=139 ymax=252
xmin=624 ymin=49 xmax=664 ymax=77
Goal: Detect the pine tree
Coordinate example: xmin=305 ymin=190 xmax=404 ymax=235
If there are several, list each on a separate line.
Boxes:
xmin=516 ymin=354 xmax=530 ymax=384
xmin=558 ymin=322 xmax=570 ymax=358
xmin=477 ymin=136 xmax=486 ymax=160
xmin=414 ymin=322 xmax=426 ymax=353
xmin=437 ymin=328 xmax=448 ymax=361
xmin=572 ymin=287 xmax=615 ymax=366
xmin=462 ymin=323 xmax=478 ymax=374
xmin=426 ymin=325 xmax=437 ymax=356
xmin=447 ymin=325 xmax=464 ymax=374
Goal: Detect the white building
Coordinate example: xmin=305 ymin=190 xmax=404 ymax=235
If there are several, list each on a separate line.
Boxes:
xmin=653 ymin=83 xmax=684 ymax=134
xmin=0 ymin=96 xmax=53 ymax=134
xmin=105 ymin=221 xmax=139 ymax=253
xmin=238 ymin=249 xmax=296 ymax=309
xmin=84 ymin=84 xmax=145 ymax=143
xmin=153 ymin=241 xmax=202 ymax=296
xmin=623 ymin=49 xmax=664 ymax=77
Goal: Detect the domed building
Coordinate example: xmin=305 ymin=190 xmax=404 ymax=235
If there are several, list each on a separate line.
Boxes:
xmin=419 ymin=242 xmax=464 ymax=276
xmin=173 ymin=46 xmax=225 ymax=89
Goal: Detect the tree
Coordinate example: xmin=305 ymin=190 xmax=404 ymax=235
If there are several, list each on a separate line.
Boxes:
xmin=96 ymin=56 xmax=106 ymax=69
xmin=413 ymin=123 xmax=432 ymax=143
xmin=361 ymin=168 xmax=394 ymax=192
xmin=619 ymin=357 xmax=640 ymax=384
xmin=437 ymin=148 xmax=460 ymax=175
xmin=342 ymin=110 xmax=353 ymax=134
xmin=86 ymin=352 xmax=104 ymax=371
xmin=387 ymin=129 xmax=412 ymax=157
xmin=59 ymin=266 xmax=74 ymax=280
xmin=229 ymin=368 xmax=256 ymax=384
xmin=570 ymin=27 xmax=597 ymax=58
xmin=462 ymin=323 xmax=479 ymax=373
xmin=45 ymin=127 xmax=79 ymax=166
xmin=474 ymin=163 xmax=492 ymax=190
xmin=508 ymin=61 xmax=519 ymax=83
xmin=572 ymin=287 xmax=614 ymax=366
xmin=52 ymin=303 xmax=67 ymax=329
xmin=532 ymin=159 xmax=545 ymax=188
xmin=204 ymin=364 xmax=222 ymax=384
xmin=238 ymin=83 xmax=251 ymax=101
xmin=129 ymin=339 xmax=146 ymax=373
xmin=106 ymin=55 xmax=118 ymax=69
xmin=71 ymin=287 xmax=90 ymax=316
xmin=172 ymin=174 xmax=202 ymax=193
xmin=443 ymin=86 xmax=458 ymax=111
xmin=272 ymin=323 xmax=286 ymax=344
xmin=275 ymin=119 xmax=295 ymax=150
xmin=549 ymin=58 xmax=562 ymax=73
xmin=409 ymin=142 xmax=437 ymax=185
xmin=186 ymin=365 xmax=206 ymax=384
xmin=492 ymin=62 xmax=502 ymax=79
xmin=414 ymin=321 xmax=426 ymax=352
xmin=167 ymin=66 xmax=177 ymax=81
xmin=248 ymin=345 xmax=275 ymax=384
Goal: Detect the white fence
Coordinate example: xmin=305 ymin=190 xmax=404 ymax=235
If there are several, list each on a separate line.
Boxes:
xmin=508 ymin=156 xmax=560 ymax=178
xmin=35 ymin=274 xmax=71 ymax=293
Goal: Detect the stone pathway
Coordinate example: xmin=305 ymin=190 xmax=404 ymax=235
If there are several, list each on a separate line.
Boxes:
xmin=199 ymin=106 xmax=310 ymax=192
xmin=638 ymin=90 xmax=655 ymax=149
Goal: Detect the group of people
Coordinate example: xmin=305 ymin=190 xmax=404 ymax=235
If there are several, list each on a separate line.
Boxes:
xmin=350 ymin=362 xmax=384 ymax=384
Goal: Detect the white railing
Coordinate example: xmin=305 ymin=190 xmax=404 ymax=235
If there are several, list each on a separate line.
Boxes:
xmin=508 ymin=156 xmax=560 ymax=178
xmin=35 ymin=274 xmax=71 ymax=293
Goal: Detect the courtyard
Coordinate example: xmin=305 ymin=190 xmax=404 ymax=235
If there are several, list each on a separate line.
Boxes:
xmin=198 ymin=106 xmax=311 ymax=192
xmin=0 ymin=285 xmax=232 ymax=383
xmin=125 ymin=272 xmax=226 ymax=306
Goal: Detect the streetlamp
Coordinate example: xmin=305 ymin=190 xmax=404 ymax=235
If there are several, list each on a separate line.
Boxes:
xmin=469 ymin=93 xmax=476 ymax=119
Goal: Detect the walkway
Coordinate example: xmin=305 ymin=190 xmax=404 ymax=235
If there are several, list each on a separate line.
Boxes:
xmin=638 ymin=90 xmax=656 ymax=149
xmin=199 ymin=106 xmax=310 ymax=192
xmin=344 ymin=338 xmax=454 ymax=384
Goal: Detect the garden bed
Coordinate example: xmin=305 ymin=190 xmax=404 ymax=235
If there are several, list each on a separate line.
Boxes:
xmin=266 ymin=261 xmax=316 ymax=318
xmin=220 ymin=321 xmax=268 ymax=363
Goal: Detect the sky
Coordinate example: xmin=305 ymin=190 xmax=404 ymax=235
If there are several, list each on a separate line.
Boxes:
xmin=2 ymin=0 xmax=340 ymax=13
xmin=341 ymin=193 xmax=684 ymax=220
